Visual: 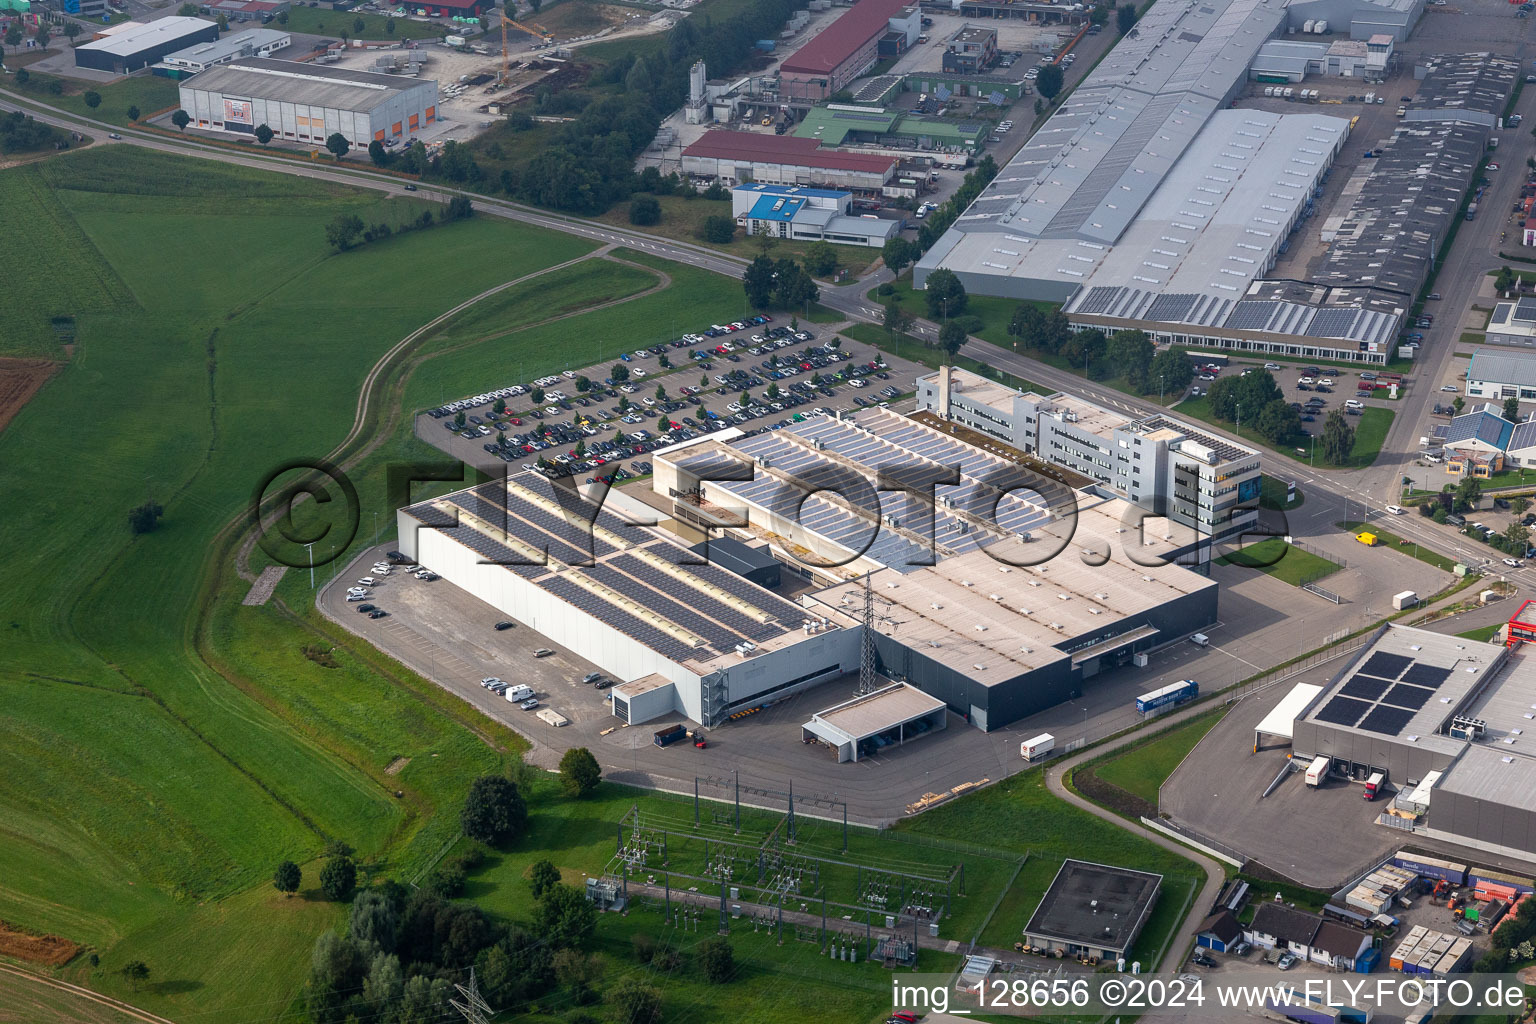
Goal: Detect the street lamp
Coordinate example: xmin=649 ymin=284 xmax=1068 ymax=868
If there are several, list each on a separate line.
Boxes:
xmin=1236 ymin=402 xmax=1242 ymax=437
xmin=305 ymin=542 xmax=314 ymax=591
xmin=1159 ymin=373 xmax=1165 ymax=403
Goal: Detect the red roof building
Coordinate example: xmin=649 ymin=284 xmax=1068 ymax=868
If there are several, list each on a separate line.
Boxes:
xmin=681 ymin=130 xmax=896 ymax=190
xmin=779 ymin=0 xmax=917 ymax=100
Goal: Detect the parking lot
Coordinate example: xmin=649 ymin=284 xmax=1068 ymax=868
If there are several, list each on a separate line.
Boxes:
xmin=1179 ymin=355 xmax=1402 ymax=449
xmin=416 ymin=317 xmax=927 ymax=479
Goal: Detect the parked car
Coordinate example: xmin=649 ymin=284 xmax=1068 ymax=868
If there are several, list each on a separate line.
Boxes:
xmin=533 ymin=648 xmax=555 ymax=658
xmin=494 ymin=621 xmax=514 ymax=631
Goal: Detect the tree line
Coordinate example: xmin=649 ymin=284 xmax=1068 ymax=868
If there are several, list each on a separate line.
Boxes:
xmin=274 ymin=748 xmax=742 ymax=1023
xmin=325 ymin=197 xmax=473 ymax=252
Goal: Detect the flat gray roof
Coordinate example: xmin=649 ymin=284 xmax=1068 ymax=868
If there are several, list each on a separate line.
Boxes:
xmin=183 ymin=57 xmax=434 ymax=108
xmin=78 ymin=16 xmax=215 ymax=57
xmin=809 ymin=682 xmax=946 ymax=741
xmin=1438 ymin=744 xmax=1536 ymax=807
xmin=938 ymin=0 xmax=1289 ymax=245
xmin=1301 ymin=624 xmax=1506 ymax=757
xmin=164 ymin=28 xmax=289 ymax=66
xmin=1024 ymin=859 xmax=1162 ymax=953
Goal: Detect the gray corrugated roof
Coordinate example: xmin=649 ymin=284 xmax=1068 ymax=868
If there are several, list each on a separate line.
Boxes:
xmin=164 ymin=28 xmax=289 ymax=66
xmin=1469 ymin=349 xmax=1536 ymax=390
xmin=182 ymin=57 xmax=435 ymax=108
xmin=78 ymin=16 xmax=214 ymax=57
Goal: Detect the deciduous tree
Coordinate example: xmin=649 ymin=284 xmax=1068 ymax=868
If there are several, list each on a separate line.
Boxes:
xmin=460 ymin=775 xmax=527 ymax=846
xmin=924 ymin=268 xmax=967 ymax=319
xmin=274 ymin=860 xmax=301 ymax=895
xmin=1036 ymin=63 xmax=1064 ymax=101
xmin=320 ymin=856 xmax=357 ymax=901
xmin=1321 ymin=409 xmax=1355 ymax=466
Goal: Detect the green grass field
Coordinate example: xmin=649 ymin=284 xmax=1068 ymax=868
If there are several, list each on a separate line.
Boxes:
xmin=0 ymin=73 xmax=180 ymax=127
xmin=1259 ymin=474 xmax=1304 ymax=511
xmin=280 ymin=6 xmax=449 ymax=40
xmin=1090 ymin=711 xmax=1226 ymax=806
xmin=0 ymin=145 xmax=598 ymax=1018
xmin=894 ymin=769 xmax=1204 ymax=969
xmin=1216 ymin=538 xmax=1342 ymax=586
xmin=1457 ymin=622 xmax=1504 ymax=642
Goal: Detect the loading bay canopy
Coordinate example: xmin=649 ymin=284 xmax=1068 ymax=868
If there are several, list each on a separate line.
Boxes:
xmin=1255 ymin=682 xmax=1324 ymax=748
xmin=802 ymin=682 xmax=947 ymax=763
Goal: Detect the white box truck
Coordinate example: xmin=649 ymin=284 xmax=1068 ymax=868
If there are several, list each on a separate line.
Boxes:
xmin=1021 ymin=733 xmax=1055 ymax=760
xmin=504 ymin=684 xmax=534 ymax=702
xmin=1392 ymin=591 xmax=1419 ymax=611
xmin=1305 ymin=755 xmax=1331 ymax=786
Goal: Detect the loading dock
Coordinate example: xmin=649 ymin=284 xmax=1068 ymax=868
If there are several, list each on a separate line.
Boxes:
xmin=802 ymin=682 xmax=947 ymax=762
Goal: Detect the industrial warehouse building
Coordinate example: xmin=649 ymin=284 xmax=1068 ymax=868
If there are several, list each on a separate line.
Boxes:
xmin=75 ymin=17 xmax=220 ymax=74
xmin=1283 ymin=623 xmax=1536 ymax=857
xmin=914 ymin=368 xmax=1262 ymax=564
xmin=1285 ymin=0 xmax=1423 ymax=41
xmin=654 ymin=407 xmax=1219 ymax=731
xmin=154 ymin=28 xmax=289 ymax=77
xmin=1022 ymin=860 xmax=1162 ymax=960
xmin=1485 ymin=297 xmax=1536 ymax=350
xmin=731 ymin=183 xmax=900 ymax=247
xmin=399 ymin=409 xmax=1221 ymax=734
xmin=179 ymin=58 xmax=438 ymax=146
xmin=1465 ymin=349 xmax=1536 ymax=406
xmin=778 ymin=0 xmax=919 ymax=101
xmin=915 ymin=0 xmax=1513 ymax=365
xmin=681 ymin=130 xmax=896 ymax=191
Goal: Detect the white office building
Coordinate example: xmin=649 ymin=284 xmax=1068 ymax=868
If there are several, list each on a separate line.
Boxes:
xmin=915 ymin=367 xmax=1262 ymax=562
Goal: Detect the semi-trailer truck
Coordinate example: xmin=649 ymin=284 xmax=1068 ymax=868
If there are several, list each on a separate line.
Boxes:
xmin=1306 ymin=755 xmax=1331 ymax=786
xmin=1135 ymin=679 xmax=1198 ymax=714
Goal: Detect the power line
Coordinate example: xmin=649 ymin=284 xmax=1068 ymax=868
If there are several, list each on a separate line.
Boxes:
xmin=449 ymin=967 xmax=493 ymax=1024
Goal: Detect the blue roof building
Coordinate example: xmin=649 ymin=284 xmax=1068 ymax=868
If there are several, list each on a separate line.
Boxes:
xmin=730 ymin=183 xmax=900 ymax=249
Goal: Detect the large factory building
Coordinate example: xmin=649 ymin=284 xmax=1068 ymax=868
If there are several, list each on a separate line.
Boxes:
xmin=401 ymin=409 xmax=1219 ymax=732
xmin=1284 ymin=623 xmax=1536 ymax=858
xmin=178 ymin=57 xmax=437 ymax=146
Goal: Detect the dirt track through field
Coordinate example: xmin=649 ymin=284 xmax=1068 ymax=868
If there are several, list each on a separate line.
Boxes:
xmin=0 ymin=358 xmax=61 ymax=435
xmin=0 ymin=963 xmax=175 ymax=1024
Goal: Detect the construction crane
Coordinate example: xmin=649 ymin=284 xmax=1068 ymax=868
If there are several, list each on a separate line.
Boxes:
xmin=498 ymin=2 xmax=551 ymax=84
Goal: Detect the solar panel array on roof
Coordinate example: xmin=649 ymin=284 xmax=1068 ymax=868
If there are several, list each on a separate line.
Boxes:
xmin=1361 ymin=651 xmax=1413 ymax=679
xmin=1076 ymin=287 xmax=1124 ymax=315
xmin=1226 ymin=301 xmax=1281 ymax=332
xmin=710 ymin=411 xmax=1060 ymax=571
xmin=538 ymin=574 xmax=699 ymax=662
xmin=1306 ymin=307 xmax=1361 ymax=340
xmin=1317 ymin=695 xmax=1373 ymax=726
xmin=1359 ymin=704 xmax=1416 ymax=736
xmin=1144 ymin=293 xmax=1199 ymax=322
xmin=1383 ymin=683 xmax=1436 ymax=711
xmin=1340 ymin=674 xmax=1394 ymax=701
xmin=1401 ymin=663 xmax=1452 ymax=687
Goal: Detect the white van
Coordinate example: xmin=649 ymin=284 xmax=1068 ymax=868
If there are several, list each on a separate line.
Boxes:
xmin=1189 ymin=633 xmax=1211 ymax=647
